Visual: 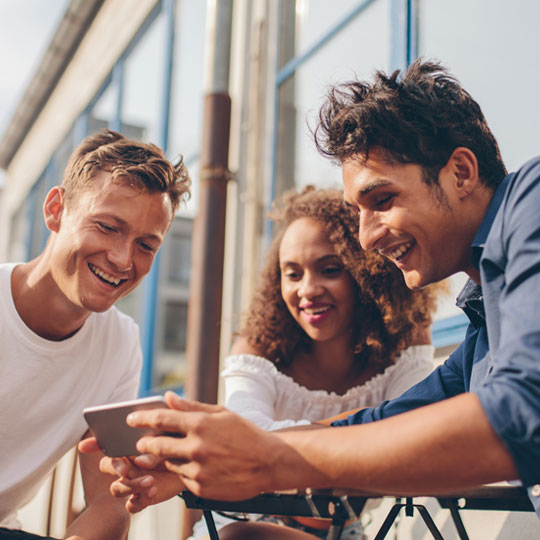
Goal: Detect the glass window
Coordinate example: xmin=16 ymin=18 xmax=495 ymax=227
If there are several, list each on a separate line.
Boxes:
xmin=166 ymin=231 xmax=191 ymax=287
xmin=122 ymin=10 xmax=167 ymax=143
xmin=168 ymin=0 xmax=206 ymax=218
xmin=151 ymin=216 xmax=193 ymax=390
xmin=163 ymin=300 xmax=188 ymax=353
xmin=295 ymin=0 xmax=379 ymax=58
xmin=418 ymin=0 xmax=540 ymax=172
xmin=88 ymin=78 xmax=118 ymax=133
xmin=276 ymin=0 xmax=390 ymax=194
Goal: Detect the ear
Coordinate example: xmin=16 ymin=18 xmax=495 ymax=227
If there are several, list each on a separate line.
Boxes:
xmin=43 ymin=187 xmax=65 ymax=232
xmin=443 ymin=147 xmax=480 ymax=199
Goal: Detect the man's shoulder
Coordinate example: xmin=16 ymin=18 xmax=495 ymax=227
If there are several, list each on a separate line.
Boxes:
xmin=92 ymin=306 xmax=140 ymax=338
xmin=508 ymin=156 xmax=540 ymax=195
xmin=0 ymin=261 xmax=18 ymax=276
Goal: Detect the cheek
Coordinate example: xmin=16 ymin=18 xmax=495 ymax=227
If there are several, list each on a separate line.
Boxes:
xmin=134 ymin=253 xmax=156 ymax=276
xmin=334 ymin=279 xmax=357 ymax=313
xmin=280 ymin=282 xmax=297 ymax=310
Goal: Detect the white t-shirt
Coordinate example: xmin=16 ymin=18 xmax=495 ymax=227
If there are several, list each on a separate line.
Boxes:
xmin=222 ymin=345 xmax=435 ymax=430
xmin=0 ymin=263 xmax=142 ymax=528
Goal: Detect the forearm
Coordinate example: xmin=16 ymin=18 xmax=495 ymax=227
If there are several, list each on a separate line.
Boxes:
xmin=65 ymin=495 xmax=129 ymax=540
xmin=272 ymin=393 xmax=518 ymax=495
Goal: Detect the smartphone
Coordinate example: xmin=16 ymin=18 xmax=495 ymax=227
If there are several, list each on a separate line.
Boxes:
xmin=83 ymin=395 xmax=169 ymax=457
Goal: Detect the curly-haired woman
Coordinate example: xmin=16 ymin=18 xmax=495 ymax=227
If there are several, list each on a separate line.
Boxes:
xmin=189 ymin=186 xmax=442 ymax=540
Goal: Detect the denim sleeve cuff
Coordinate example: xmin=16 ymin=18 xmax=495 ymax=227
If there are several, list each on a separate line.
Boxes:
xmin=475 ymin=383 xmax=540 ymax=487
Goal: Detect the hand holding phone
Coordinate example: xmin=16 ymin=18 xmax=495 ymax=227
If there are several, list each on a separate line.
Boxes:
xmin=83 ymin=396 xmax=169 ymax=457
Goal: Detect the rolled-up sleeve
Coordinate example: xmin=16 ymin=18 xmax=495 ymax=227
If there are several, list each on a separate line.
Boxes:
xmin=475 ymin=159 xmax=540 ymax=487
xmin=332 ymin=331 xmax=474 ymax=426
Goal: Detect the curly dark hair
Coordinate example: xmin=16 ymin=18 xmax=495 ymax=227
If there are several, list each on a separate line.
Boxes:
xmin=314 ymin=58 xmax=506 ymax=189
xmin=240 ymin=186 xmax=440 ymax=371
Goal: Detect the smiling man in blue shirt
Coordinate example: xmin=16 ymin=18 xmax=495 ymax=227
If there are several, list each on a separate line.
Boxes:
xmin=90 ymin=59 xmax=540 ymax=525
xmin=318 ymin=59 xmax=540 ymax=515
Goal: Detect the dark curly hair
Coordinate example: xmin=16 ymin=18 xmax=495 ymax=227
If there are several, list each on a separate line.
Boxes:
xmin=239 ymin=186 xmax=440 ymax=371
xmin=314 ymin=58 xmax=506 ymax=189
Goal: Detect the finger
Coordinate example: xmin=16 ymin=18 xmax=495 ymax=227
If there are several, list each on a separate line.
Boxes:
xmin=110 ymin=475 xmax=155 ymax=498
xmin=100 ymin=456 xmax=127 ymax=476
xmin=126 ymin=407 xmax=194 ymax=434
xmin=78 ymin=437 xmax=100 ymax=453
xmin=132 ymin=453 xmax=162 ymax=469
xmin=125 ymin=488 xmax=158 ymax=514
xmin=136 ymin=434 xmax=191 ymax=461
xmin=164 ymin=391 xmax=224 ymax=413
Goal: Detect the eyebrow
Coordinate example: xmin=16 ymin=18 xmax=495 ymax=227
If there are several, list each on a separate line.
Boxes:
xmin=280 ymin=254 xmax=341 ymax=267
xmin=358 ymin=179 xmax=392 ymax=197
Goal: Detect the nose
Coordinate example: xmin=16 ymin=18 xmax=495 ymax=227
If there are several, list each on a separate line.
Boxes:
xmin=297 ymin=271 xmax=323 ymax=299
xmin=358 ymin=210 xmax=386 ymax=251
xmin=107 ymin=240 xmax=134 ymax=272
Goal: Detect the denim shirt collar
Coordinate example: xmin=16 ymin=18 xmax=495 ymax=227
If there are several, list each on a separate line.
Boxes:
xmin=457 ymin=173 xmax=513 ymax=327
xmin=456 ymin=279 xmax=485 ymax=328
xmin=470 ymin=173 xmax=514 ymax=269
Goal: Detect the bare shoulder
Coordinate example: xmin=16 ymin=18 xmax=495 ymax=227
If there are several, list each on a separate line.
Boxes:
xmin=229 ymin=335 xmax=264 ymax=356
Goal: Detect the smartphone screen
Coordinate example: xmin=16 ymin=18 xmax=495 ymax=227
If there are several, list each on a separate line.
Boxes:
xmin=83 ymin=395 xmax=169 ymax=457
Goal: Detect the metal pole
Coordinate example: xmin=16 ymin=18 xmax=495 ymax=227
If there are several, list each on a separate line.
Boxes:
xmin=185 ymin=0 xmax=233 ymax=403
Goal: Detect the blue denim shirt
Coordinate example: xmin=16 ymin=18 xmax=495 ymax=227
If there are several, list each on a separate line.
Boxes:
xmin=333 ymin=157 xmax=540 ymax=516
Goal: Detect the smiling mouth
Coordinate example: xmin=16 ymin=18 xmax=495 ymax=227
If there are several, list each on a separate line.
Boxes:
xmin=384 ymin=240 xmax=414 ymax=262
xmin=301 ymin=306 xmax=331 ymax=316
xmin=88 ymin=263 xmax=126 ymax=287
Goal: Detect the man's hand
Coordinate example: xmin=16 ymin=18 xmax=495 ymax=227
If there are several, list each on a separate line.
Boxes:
xmin=78 ymin=427 xmax=185 ymax=513
xmin=125 ymin=391 xmax=292 ymax=500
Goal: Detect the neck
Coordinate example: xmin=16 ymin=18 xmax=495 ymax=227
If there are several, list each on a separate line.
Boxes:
xmin=465 ymin=265 xmax=481 ymax=284
xmin=460 ymin=183 xmax=495 ymax=285
xmin=11 ymin=258 xmax=90 ymax=341
xmin=310 ymin=336 xmax=357 ymax=377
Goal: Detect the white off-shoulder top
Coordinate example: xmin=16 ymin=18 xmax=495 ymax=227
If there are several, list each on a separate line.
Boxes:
xmin=221 ymin=344 xmax=435 ymax=431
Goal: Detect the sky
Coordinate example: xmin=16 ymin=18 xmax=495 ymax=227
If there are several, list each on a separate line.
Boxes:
xmin=0 ymin=0 xmax=71 ymax=140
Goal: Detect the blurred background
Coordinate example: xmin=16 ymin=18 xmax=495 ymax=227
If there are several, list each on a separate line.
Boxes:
xmin=2 ymin=0 xmax=539 ymax=538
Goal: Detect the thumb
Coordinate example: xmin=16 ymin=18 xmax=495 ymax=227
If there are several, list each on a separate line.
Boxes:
xmin=78 ymin=437 xmax=101 ymax=453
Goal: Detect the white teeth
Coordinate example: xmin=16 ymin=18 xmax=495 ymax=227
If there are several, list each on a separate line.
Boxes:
xmin=386 ymin=241 xmax=413 ymax=260
xmin=89 ymin=264 xmax=122 ymax=286
xmin=303 ymin=306 xmax=330 ymax=315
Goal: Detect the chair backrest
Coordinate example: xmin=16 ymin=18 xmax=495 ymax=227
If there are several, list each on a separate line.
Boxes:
xmin=46 ymin=448 xmax=81 ymax=537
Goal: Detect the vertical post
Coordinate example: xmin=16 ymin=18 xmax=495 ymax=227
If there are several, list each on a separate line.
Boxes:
xmin=185 ymin=0 xmax=233 ymax=404
xmin=266 ymin=0 xmax=296 ymax=244
xmin=390 ymin=0 xmax=418 ymax=71
xmin=139 ymin=0 xmax=176 ymax=396
xmin=390 ymin=0 xmax=408 ymax=72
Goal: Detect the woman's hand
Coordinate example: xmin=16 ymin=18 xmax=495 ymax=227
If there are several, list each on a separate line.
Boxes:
xmin=99 ymin=455 xmax=185 ymax=513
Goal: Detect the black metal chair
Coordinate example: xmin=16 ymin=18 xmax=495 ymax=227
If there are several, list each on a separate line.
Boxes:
xmin=179 ymin=484 xmax=534 ymax=540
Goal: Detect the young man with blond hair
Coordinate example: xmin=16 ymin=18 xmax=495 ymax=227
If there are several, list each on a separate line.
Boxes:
xmin=0 ymin=129 xmax=190 ymax=539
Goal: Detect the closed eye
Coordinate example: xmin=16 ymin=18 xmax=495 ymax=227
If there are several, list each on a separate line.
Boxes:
xmin=375 ymin=194 xmax=394 ymax=208
xmin=138 ymin=241 xmax=157 ymax=253
xmin=97 ymin=222 xmax=116 ymax=233
xmin=322 ymin=265 xmax=343 ymax=277
xmin=283 ymin=269 xmax=301 ymax=280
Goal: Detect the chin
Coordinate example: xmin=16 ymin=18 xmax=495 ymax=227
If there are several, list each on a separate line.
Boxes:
xmin=402 ymin=271 xmax=427 ymax=290
xmin=80 ymin=297 xmax=116 ymax=313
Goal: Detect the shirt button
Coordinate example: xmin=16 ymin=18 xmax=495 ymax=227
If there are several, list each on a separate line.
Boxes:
xmin=531 ymin=485 xmax=540 ymax=497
